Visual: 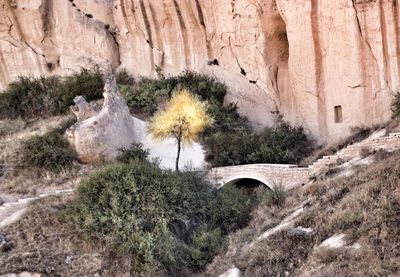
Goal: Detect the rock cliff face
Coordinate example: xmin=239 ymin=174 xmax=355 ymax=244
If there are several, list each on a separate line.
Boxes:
xmin=0 ymin=0 xmax=399 ymax=143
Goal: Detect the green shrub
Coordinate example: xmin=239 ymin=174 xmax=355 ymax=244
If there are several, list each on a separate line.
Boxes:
xmin=56 ymin=67 xmax=104 ymax=112
xmin=116 ymin=70 xmax=252 ymax=161
xmin=214 ymin=185 xmax=254 ymax=233
xmin=171 ymin=71 xmax=226 ymax=104
xmin=0 ymin=68 xmax=104 ymax=120
xmin=185 ymin=224 xmax=224 ymax=269
xmin=202 ymin=102 xmax=250 ymax=138
xmin=21 ymin=126 xmax=77 ymax=172
xmin=116 ymin=68 xmax=135 ymax=86
xmin=391 ymin=91 xmax=400 ymax=119
xmin=0 ymin=76 xmax=60 ymax=119
xmin=62 ymin=159 xmax=254 ymax=274
xmin=261 ymin=184 xmax=286 ymax=207
xmin=120 ymin=70 xmax=227 ymax=117
xmin=206 ymin=117 xmax=313 ymax=167
xmin=121 ymin=78 xmax=170 ymax=116
xmin=116 ymin=143 xmax=150 ymax=163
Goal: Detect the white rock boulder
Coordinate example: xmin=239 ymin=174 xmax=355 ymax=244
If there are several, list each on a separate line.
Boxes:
xmin=66 ymin=73 xmax=206 ymax=170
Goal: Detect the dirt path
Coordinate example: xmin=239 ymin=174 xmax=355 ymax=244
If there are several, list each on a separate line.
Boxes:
xmin=0 ymin=190 xmax=73 ymax=229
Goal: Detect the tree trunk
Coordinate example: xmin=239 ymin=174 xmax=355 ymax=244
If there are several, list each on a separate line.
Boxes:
xmin=176 ymin=137 xmax=181 ymax=171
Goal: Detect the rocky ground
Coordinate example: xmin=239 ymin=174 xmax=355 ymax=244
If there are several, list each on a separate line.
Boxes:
xmin=1 ymin=115 xmax=400 ymax=276
xmin=204 ymin=147 xmax=400 ymax=276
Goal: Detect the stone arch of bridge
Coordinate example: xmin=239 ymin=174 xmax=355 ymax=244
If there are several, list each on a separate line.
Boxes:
xmin=222 ymin=174 xmax=274 ymax=190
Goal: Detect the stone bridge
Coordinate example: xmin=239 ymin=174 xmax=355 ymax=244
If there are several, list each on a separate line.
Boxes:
xmin=205 ymin=164 xmax=312 ymax=190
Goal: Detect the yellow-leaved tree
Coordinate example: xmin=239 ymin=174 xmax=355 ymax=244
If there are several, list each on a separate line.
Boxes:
xmin=149 ymin=90 xmax=212 ymax=171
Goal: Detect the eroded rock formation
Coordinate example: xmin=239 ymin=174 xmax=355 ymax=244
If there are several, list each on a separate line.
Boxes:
xmin=66 ymin=73 xmax=139 ymax=163
xmin=1 ymin=0 xmax=399 ymax=143
xmin=66 ymin=71 xmax=206 ymax=168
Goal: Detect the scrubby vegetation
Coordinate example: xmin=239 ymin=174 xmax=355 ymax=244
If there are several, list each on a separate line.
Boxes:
xmin=0 ymin=119 xmax=26 ymax=137
xmin=117 ymin=70 xmax=313 ymax=167
xmin=0 ymin=67 xmax=312 ymax=168
xmin=62 ymin=156 xmax=258 ymax=275
xmin=0 ymin=195 xmax=135 ymax=276
xmin=207 ymin=150 xmax=400 ymax=277
xmin=0 ymin=67 xmax=103 ymax=120
xmin=1 ymin=67 xmax=400 ymax=276
xmin=116 ymin=143 xmax=150 ymax=163
xmin=205 ymin=116 xmax=313 ymax=167
xmin=118 ymin=70 xmax=226 ymax=117
xmin=261 ymin=183 xmax=286 ymax=207
xmin=20 ymin=121 xmax=77 ymax=172
xmin=56 ymin=67 xmax=104 ymax=111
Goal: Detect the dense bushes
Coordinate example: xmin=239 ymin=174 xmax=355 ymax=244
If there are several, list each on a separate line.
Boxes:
xmin=119 ymin=70 xmax=227 ymax=117
xmin=21 ymin=124 xmax=77 ymax=172
xmin=0 ymin=76 xmax=60 ymax=119
xmin=116 ymin=143 xmax=150 ymax=163
xmin=63 ymin=158 xmax=255 ymax=274
xmin=0 ymin=68 xmax=104 ymax=120
xmin=205 ymin=116 xmax=313 ymax=167
xmin=56 ymin=67 xmax=104 ymax=112
xmin=117 ymin=70 xmax=312 ymax=167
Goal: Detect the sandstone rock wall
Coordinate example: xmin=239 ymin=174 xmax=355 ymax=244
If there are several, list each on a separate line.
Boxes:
xmin=0 ymin=0 xmax=399 ymax=143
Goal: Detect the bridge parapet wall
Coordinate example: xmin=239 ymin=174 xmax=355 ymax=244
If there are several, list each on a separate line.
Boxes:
xmin=206 ymin=164 xmax=312 ymax=189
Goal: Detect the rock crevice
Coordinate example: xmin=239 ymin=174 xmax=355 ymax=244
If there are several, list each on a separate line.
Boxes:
xmin=0 ymin=0 xmax=399 ymax=143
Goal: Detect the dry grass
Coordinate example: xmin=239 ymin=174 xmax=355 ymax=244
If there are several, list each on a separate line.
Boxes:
xmin=1 ymin=116 xmax=73 ymax=177
xmin=1 ymin=116 xmax=400 ymax=276
xmin=300 ymin=124 xmax=391 ymax=166
xmin=0 ymin=115 xmax=97 ymax=196
xmin=0 ymin=164 xmax=95 ymax=195
xmin=205 ymin=150 xmax=400 ymax=277
xmin=0 ymin=195 xmax=139 ymax=276
xmin=0 ymin=119 xmax=26 ymax=138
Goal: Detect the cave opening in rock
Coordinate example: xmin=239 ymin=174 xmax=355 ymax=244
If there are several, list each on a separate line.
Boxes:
xmin=334 ymin=105 xmax=343 ymax=123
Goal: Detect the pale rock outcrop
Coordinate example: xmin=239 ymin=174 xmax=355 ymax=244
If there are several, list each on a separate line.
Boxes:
xmin=218 ymin=267 xmax=241 ymax=277
xmin=0 ymin=0 xmax=399 ymax=143
xmin=316 ymin=233 xmax=361 ymax=251
xmin=66 ymin=72 xmax=206 ymax=169
xmin=66 ymin=74 xmax=139 ymax=163
xmin=1 ymin=273 xmax=41 ymax=277
xmin=70 ymin=96 xmax=100 ymax=122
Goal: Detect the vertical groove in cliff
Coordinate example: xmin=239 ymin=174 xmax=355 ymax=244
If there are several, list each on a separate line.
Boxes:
xmin=378 ymin=0 xmax=392 ymax=89
xmin=393 ymin=0 xmax=400 ymax=83
xmin=310 ymin=0 xmax=327 ymax=135
xmin=173 ymin=0 xmax=191 ymax=68
xmin=351 ymin=0 xmax=373 ymax=123
xmin=40 ymin=0 xmax=51 ymax=42
xmin=138 ymin=0 xmax=155 ymax=71
xmin=139 ymin=0 xmax=153 ymax=48
xmin=352 ymin=0 xmax=381 ymax=94
xmin=194 ymin=0 xmax=211 ymax=59
xmin=148 ymin=3 xmax=164 ymax=68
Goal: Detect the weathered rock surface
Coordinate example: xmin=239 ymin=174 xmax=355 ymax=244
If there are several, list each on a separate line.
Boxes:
xmin=1 ymin=273 xmax=41 ymax=277
xmin=70 ymin=96 xmax=100 ymax=122
xmin=218 ymin=267 xmax=241 ymax=277
xmin=66 ymin=73 xmax=139 ymax=163
xmin=0 ymin=0 xmax=399 ymax=143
